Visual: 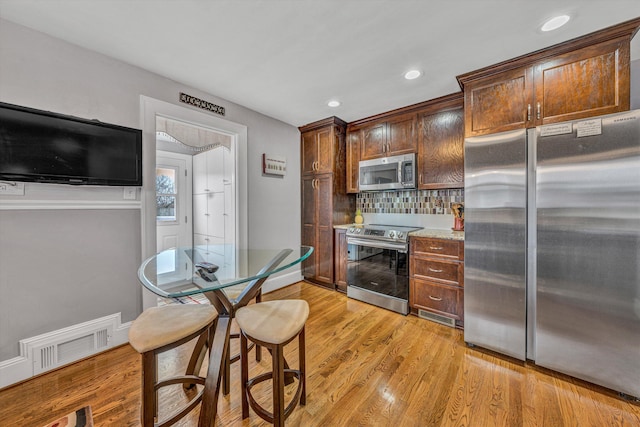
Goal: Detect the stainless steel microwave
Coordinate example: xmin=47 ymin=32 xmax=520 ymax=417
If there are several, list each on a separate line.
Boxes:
xmin=358 ymin=153 xmax=416 ymax=191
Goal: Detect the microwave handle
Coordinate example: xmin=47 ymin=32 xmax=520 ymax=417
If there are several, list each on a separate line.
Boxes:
xmin=400 ymin=160 xmax=411 ymax=185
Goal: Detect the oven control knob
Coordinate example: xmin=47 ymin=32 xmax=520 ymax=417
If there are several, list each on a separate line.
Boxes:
xmin=355 ymin=228 xmax=362 ymax=234
xmin=348 ymin=227 xmax=354 ymax=233
xmin=388 ymin=230 xmax=396 ymax=238
xmin=398 ymin=232 xmax=404 ymax=239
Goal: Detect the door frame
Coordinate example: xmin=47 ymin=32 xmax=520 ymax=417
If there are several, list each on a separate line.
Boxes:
xmin=140 ymin=96 xmax=248 ymax=309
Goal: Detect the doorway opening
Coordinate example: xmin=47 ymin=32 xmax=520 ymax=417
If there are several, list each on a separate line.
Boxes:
xmin=155 ymin=116 xmax=237 ymax=262
xmin=140 ymin=95 xmax=248 ymax=310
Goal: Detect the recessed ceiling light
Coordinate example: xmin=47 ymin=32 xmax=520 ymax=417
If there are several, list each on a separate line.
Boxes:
xmin=327 ymin=100 xmax=341 ymax=108
xmin=541 ymin=15 xmax=570 ymax=32
xmin=404 ymin=70 xmax=422 ymax=80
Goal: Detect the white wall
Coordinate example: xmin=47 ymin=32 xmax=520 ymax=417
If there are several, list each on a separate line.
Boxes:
xmin=0 ymin=18 xmax=301 ymax=362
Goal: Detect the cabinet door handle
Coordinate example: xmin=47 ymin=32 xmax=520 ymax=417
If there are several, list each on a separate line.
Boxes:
xmin=428 ymin=268 xmax=444 ymax=273
xmin=429 ymin=246 xmax=443 ymax=251
xmin=527 ymin=104 xmax=531 ymax=121
xmin=537 ymin=102 xmax=541 ymax=120
xmin=419 ymin=173 xmax=423 ymax=185
xmin=429 ymin=295 xmax=442 ymax=301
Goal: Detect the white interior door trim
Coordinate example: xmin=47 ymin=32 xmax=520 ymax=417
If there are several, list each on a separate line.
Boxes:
xmin=140 ymin=95 xmax=248 ymax=310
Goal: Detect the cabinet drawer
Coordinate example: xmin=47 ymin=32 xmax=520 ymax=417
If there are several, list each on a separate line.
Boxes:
xmin=410 ymin=279 xmax=462 ymax=320
xmin=411 ymin=237 xmax=463 ymax=260
xmin=411 ymin=258 xmax=462 ymax=286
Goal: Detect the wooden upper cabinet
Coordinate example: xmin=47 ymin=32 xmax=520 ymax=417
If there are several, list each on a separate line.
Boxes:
xmin=534 ymin=38 xmax=629 ymax=125
xmin=346 ymin=130 xmax=361 ymax=193
xmin=315 ymin=127 xmax=334 ymax=174
xmin=360 ymin=122 xmax=386 ymax=159
xmin=360 ymin=113 xmax=416 ymax=160
xmin=463 ymin=67 xmax=533 ymax=136
xmin=386 ymin=113 xmax=416 ymax=156
xmin=457 ymin=18 xmax=639 ymax=137
xmin=301 ymin=131 xmax=317 ymax=175
xmin=418 ymin=103 xmax=464 ymax=189
xmin=301 ymin=120 xmax=342 ymax=175
xmin=347 ymin=93 xmax=465 ymax=192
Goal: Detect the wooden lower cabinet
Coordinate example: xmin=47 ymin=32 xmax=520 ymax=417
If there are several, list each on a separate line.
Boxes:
xmin=409 ymin=236 xmax=464 ymax=328
xmin=302 ymin=174 xmax=335 ymax=288
xmin=334 ymin=228 xmax=348 ymax=292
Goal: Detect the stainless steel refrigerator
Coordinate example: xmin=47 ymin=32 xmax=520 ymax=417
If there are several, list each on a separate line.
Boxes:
xmin=464 ymin=109 xmax=640 ymax=398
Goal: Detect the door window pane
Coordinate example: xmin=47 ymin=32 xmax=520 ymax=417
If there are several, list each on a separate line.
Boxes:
xmin=156 ymin=167 xmax=177 ymax=221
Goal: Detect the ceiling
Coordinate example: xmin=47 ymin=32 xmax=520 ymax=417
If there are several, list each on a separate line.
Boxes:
xmin=1 ymin=1 xmax=640 ymax=127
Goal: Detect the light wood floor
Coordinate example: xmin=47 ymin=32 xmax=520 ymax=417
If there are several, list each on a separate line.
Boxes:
xmin=1 ymin=281 xmax=639 ymax=426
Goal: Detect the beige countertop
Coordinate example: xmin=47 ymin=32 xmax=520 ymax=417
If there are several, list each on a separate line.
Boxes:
xmin=409 ymin=228 xmax=464 ymax=241
xmin=334 ymin=224 xmax=354 ymax=230
xmin=333 ymin=224 xmax=464 ymax=241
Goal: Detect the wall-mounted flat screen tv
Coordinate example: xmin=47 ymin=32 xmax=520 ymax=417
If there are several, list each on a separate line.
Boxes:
xmin=0 ymin=102 xmax=142 ymax=186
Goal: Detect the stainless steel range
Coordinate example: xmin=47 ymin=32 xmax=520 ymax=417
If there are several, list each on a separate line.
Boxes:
xmin=345 ymin=224 xmax=422 ymax=315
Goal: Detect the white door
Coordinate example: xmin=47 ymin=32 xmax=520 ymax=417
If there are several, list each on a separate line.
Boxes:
xmin=156 ymin=151 xmax=193 ymax=252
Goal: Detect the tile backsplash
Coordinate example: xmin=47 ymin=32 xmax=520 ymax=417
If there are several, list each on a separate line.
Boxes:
xmin=357 ymin=189 xmax=464 ymax=215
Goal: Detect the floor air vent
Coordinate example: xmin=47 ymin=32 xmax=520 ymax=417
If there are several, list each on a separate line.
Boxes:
xmin=32 ymin=327 xmax=111 ymax=374
xmin=21 ymin=317 xmax=117 ymax=375
xmin=418 ymin=309 xmax=456 ymax=328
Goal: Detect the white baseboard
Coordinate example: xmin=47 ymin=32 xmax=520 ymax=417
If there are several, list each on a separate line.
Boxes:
xmin=0 ymin=313 xmax=131 ymax=389
xmin=261 ymin=270 xmax=303 ymax=294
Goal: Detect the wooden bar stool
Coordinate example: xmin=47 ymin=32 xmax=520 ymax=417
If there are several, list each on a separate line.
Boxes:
xmin=129 ymin=304 xmax=218 ymax=427
xmin=185 ymin=250 xmax=296 ymax=398
xmin=236 ymin=299 xmax=309 ymax=426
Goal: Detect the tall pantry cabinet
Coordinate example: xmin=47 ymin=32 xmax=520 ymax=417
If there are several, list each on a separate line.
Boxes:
xmin=300 ymin=117 xmax=354 ymax=289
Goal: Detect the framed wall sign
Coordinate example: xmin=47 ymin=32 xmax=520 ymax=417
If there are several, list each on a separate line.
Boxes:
xmin=262 ymin=153 xmax=286 ymax=176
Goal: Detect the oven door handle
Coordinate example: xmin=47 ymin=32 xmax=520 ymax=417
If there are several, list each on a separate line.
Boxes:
xmin=346 ymin=237 xmax=408 ymax=253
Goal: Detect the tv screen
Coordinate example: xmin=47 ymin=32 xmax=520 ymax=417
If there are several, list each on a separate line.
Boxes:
xmin=0 ymin=102 xmax=142 ymax=186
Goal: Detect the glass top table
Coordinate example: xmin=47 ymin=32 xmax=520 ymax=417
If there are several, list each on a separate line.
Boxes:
xmin=138 ymin=245 xmax=314 ymax=299
xmin=136 ymin=244 xmax=313 ymax=426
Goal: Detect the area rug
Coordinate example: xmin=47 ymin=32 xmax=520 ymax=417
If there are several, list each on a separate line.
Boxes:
xmin=42 ymin=406 xmax=93 ymax=427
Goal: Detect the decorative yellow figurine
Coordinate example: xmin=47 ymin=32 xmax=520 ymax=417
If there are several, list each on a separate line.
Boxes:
xmin=354 ymin=209 xmax=364 ymax=224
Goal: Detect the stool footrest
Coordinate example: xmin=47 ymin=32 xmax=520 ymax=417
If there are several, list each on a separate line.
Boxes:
xmin=156 ymin=386 xmax=205 ymax=427
xmin=245 ymin=369 xmax=304 ymax=422
xmin=156 ymin=375 xmax=205 ymax=390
